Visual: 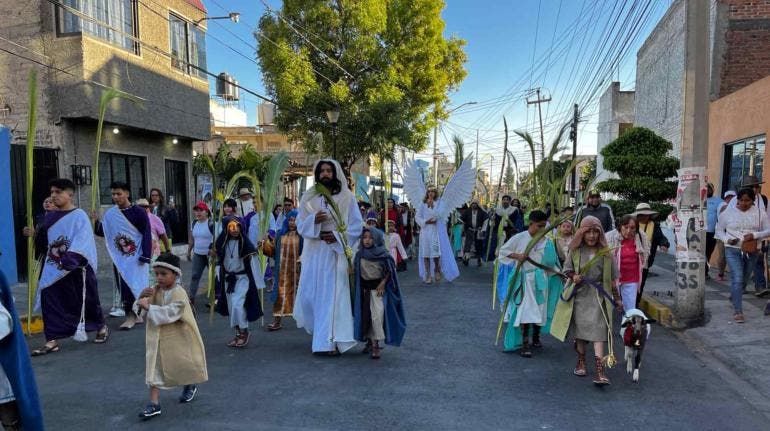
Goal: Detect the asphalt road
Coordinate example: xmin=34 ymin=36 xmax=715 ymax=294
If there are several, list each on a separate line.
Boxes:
xmin=27 ymin=259 xmax=770 ymax=430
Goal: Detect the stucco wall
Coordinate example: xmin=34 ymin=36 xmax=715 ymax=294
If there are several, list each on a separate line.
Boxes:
xmin=708 ymin=74 xmax=770 ymax=196
xmin=596 ymin=82 xmax=634 ymax=183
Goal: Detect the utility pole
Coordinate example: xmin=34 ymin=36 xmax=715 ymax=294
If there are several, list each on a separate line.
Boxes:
xmin=527 ymin=88 xmax=551 ymax=164
xmin=570 ymin=104 xmax=579 ymax=203
xmin=675 ymin=0 xmax=710 ymax=327
xmin=474 ymin=129 xmax=480 ymax=199
xmin=432 ymin=123 xmax=439 ymax=186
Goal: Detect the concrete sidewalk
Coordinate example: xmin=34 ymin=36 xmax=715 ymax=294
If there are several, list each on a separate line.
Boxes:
xmin=640 ymin=253 xmax=770 ymax=404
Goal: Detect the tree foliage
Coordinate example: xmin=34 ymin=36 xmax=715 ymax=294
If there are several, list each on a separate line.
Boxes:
xmin=597 ymin=127 xmax=678 ymax=201
xmin=579 ymin=158 xmax=596 ymax=191
xmin=256 ymin=0 xmax=468 ymax=173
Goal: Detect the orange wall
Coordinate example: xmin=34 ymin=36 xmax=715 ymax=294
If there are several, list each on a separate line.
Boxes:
xmin=708 ymin=74 xmax=770 ymax=196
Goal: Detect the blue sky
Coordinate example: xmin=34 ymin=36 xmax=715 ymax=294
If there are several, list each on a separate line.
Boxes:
xmin=204 ymin=0 xmax=671 ymax=178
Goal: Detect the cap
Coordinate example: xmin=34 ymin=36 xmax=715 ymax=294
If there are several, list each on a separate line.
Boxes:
xmin=136 ymin=198 xmax=150 ymax=207
xmin=193 ymin=201 xmax=209 ymax=211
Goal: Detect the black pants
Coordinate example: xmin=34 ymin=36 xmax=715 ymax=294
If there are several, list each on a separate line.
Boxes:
xmin=706 ymin=232 xmax=716 ymax=278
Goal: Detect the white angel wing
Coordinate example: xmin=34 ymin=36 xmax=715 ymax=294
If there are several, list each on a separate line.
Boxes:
xmin=437 ymin=155 xmax=476 ymax=220
xmin=402 ymin=158 xmax=427 ymax=207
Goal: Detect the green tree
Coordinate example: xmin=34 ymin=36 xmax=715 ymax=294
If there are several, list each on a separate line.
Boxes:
xmin=597 ymin=127 xmax=678 ymax=201
xmin=256 ymin=0 xmax=467 ymax=174
xmin=503 ymin=164 xmax=515 ymax=193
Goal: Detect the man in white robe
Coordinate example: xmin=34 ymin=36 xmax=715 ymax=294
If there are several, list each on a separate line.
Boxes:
xmin=294 ymin=159 xmax=363 ymax=354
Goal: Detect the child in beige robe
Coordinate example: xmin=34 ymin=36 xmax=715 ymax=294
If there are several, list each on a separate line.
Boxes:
xmin=135 ymin=252 xmax=207 ymax=420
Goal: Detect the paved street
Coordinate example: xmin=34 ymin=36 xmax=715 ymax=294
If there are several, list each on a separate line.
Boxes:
xmin=22 ymin=259 xmax=770 ymax=430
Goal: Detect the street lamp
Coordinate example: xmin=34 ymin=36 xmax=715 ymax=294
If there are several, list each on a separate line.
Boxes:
xmin=326 ymin=107 xmax=340 ymax=160
xmin=194 ymin=12 xmax=240 ymax=25
xmin=433 ymin=101 xmax=477 ymax=186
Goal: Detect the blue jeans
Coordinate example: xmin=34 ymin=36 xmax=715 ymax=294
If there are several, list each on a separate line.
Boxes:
xmin=724 ymin=247 xmax=759 ymax=313
xmin=188 ymin=253 xmax=209 ymax=299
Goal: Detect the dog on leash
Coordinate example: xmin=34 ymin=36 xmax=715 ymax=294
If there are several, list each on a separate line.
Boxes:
xmin=620 ymin=308 xmax=656 ymax=383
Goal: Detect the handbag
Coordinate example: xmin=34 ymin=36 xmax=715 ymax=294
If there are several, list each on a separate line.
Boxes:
xmin=742 ymin=238 xmax=758 ymax=253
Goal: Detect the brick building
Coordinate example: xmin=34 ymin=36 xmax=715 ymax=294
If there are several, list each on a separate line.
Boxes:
xmin=0 ymin=0 xmax=210 ymax=279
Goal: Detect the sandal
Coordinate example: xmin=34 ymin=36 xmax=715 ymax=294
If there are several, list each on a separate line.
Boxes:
xmin=267 ymin=322 xmax=282 ymax=332
xmin=227 ymin=330 xmax=241 ymax=348
xmin=235 ymin=331 xmax=250 ymax=348
xmin=593 ymin=356 xmax=610 ymax=385
xmin=93 ymin=327 xmax=110 ymax=344
xmin=573 ymin=341 xmax=587 ymax=377
xmin=519 ymin=341 xmax=532 ymax=358
xmin=370 ymin=342 xmax=381 ymax=359
xmin=734 ymin=313 xmax=746 ymax=323
xmin=32 ymin=343 xmax=60 ymax=356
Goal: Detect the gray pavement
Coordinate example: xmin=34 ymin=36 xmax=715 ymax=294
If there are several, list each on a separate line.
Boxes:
xmin=16 ymin=257 xmax=770 ymax=430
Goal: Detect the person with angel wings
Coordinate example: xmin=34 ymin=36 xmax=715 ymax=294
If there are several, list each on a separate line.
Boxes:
xmin=403 ymin=156 xmax=477 ymax=284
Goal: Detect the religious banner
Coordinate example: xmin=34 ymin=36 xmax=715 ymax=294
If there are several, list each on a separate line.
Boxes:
xmin=673 ymin=167 xmax=707 ymax=262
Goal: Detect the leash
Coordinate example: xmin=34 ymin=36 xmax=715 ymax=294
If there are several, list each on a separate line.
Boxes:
xmin=560 ymin=275 xmax=619 ymax=310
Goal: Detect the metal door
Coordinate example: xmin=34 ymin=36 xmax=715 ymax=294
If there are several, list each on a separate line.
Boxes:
xmin=11 ymin=145 xmax=59 ymax=280
xmin=164 ymin=159 xmax=189 ymax=243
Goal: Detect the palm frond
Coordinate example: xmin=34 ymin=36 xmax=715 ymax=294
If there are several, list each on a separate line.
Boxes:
xmin=90 ymin=88 xmax=143 ymax=218
xmin=25 ymin=70 xmax=38 ymax=335
xmin=259 ymin=152 xmax=289 ymax=236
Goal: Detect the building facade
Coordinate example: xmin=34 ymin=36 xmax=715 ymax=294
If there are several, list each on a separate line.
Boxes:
xmin=1 ymin=0 xmax=210 ymax=278
xmin=595 ymin=82 xmax=634 ymax=184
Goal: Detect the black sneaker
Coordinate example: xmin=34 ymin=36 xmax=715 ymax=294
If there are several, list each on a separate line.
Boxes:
xmin=138 ymin=403 xmax=161 ymax=419
xmin=179 ymin=385 xmax=197 ymax=403
xmin=764 ymin=303 xmax=770 ymax=316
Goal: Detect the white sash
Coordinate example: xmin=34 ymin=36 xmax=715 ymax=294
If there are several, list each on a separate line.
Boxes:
xmin=38 ymin=209 xmax=98 ymax=290
xmin=102 ymin=206 xmax=149 ymax=298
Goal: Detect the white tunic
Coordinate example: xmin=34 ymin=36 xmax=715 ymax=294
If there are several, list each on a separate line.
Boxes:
xmin=416 ymin=202 xmax=441 ymax=258
xmin=0 ymin=302 xmax=13 ymax=403
xmin=294 ymin=193 xmax=363 ymax=353
xmin=498 ymin=231 xmax=547 ymax=325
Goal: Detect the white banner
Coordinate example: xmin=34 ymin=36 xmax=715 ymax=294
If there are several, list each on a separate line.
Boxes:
xmin=102 ymin=206 xmax=149 ymax=298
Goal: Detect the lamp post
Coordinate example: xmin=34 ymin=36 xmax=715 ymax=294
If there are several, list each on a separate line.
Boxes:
xmin=326 ymin=107 xmax=340 ymax=160
xmin=194 ymin=12 xmax=240 ymax=26
xmin=433 ymin=101 xmax=477 ymax=185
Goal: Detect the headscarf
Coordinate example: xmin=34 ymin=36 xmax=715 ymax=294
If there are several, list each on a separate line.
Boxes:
xmin=359 ymin=227 xmax=390 ymax=261
xmin=278 ymin=209 xmax=299 ymax=236
xmin=299 ymin=159 xmax=354 ymax=212
xmin=568 ymin=215 xmax=607 ymax=250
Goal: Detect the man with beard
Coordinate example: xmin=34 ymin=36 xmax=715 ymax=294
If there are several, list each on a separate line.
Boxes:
xmin=294 ymin=160 xmax=363 ymax=354
xmin=486 ymin=195 xmax=520 ymax=260
xmin=575 ymin=190 xmax=615 ymax=233
xmin=461 ymin=200 xmax=488 ymax=266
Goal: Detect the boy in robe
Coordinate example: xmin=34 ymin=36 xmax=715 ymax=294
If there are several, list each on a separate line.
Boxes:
xmin=23 ymin=178 xmax=108 ymax=355
xmin=136 ymin=253 xmax=207 ymax=419
xmin=353 ymin=227 xmax=407 ymax=359
xmin=497 ymin=210 xmax=562 ymax=358
xmin=214 ymin=217 xmax=264 ymax=348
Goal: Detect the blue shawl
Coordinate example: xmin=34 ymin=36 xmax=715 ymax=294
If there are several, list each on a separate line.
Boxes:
xmin=0 ymin=271 xmax=44 ymax=430
xmin=353 ymin=228 xmax=407 ymax=346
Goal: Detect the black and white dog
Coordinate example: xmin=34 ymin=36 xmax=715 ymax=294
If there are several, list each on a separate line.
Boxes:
xmin=620 ymin=308 xmax=656 ymax=383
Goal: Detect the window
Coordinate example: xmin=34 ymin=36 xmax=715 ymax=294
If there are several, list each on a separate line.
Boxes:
xmin=169 ymin=13 xmax=207 ymax=78
xmin=99 ymin=152 xmax=147 ymax=204
xmin=722 ymin=135 xmax=766 ymax=192
xmin=57 ymin=0 xmax=139 ymax=53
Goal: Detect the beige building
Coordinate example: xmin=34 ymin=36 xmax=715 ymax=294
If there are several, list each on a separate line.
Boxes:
xmin=1 ymin=0 xmax=210 ymax=276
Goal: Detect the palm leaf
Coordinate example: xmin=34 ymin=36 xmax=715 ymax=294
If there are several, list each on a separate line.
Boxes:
xmin=25 ymin=70 xmax=38 ymax=335
xmin=90 ymin=88 xmax=143 ymax=221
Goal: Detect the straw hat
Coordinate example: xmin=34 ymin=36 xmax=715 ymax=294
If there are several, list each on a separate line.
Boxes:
xmin=238 ymin=188 xmax=252 ymax=197
xmin=631 ymin=203 xmax=658 ymax=216
xmin=136 ymin=198 xmax=150 ymax=207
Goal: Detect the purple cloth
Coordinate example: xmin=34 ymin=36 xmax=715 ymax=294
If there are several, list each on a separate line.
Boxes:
xmin=41 ymin=263 xmax=105 ymax=340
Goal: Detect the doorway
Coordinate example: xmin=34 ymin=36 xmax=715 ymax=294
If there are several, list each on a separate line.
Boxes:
xmin=165 ymin=159 xmax=189 ymax=244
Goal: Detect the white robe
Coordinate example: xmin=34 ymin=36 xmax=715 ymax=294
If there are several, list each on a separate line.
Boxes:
xmin=498 ymin=231 xmax=547 ymax=325
xmin=294 ymin=193 xmax=363 ymax=353
xmin=415 ymin=202 xmax=460 ymax=281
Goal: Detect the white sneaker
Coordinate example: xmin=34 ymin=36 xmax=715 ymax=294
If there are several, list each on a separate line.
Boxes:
xmin=109 ymin=307 xmax=125 ymax=317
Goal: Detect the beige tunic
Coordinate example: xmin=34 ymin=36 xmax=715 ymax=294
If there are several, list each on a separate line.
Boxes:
xmin=137 ymin=285 xmax=208 ymax=389
xmin=563 ymin=248 xmax=618 ymax=342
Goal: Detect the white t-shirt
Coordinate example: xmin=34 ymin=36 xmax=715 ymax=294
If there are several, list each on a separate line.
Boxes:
xmin=192 ymin=220 xmax=213 ymax=255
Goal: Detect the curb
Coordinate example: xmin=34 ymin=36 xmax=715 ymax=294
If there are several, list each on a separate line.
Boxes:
xmin=16 ymin=314 xmax=44 ymax=335
xmin=639 ymin=294 xmax=674 ymax=328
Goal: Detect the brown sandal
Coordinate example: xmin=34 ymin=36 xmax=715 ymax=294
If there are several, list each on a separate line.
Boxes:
xmin=235 ymin=330 xmax=249 ymax=348
xmin=93 ymin=327 xmax=110 ymax=344
xmin=227 ymin=330 xmax=241 ymax=348
xmin=573 ymin=341 xmax=587 ymax=376
xmin=267 ymin=321 xmax=282 ymax=331
xmin=370 ymin=341 xmax=381 ymax=359
xmin=31 ymin=343 xmax=60 ymax=356
xmin=593 ymin=356 xmax=610 ymax=385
